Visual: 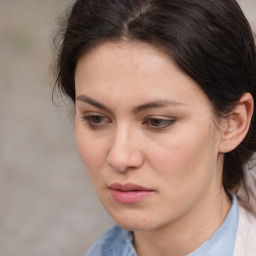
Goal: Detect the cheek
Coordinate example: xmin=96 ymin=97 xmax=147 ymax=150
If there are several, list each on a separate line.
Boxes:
xmin=148 ymin=123 xmax=218 ymax=184
xmin=75 ymin=123 xmax=107 ymax=179
xmin=143 ymin=126 xmax=219 ymax=220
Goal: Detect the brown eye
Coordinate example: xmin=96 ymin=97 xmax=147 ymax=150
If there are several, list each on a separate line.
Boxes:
xmin=87 ymin=115 xmax=105 ymax=124
xmin=82 ymin=114 xmax=111 ymax=129
xmin=144 ymin=118 xmax=175 ymax=129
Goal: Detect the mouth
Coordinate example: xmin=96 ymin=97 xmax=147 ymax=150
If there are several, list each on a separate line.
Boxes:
xmin=109 ymin=183 xmax=153 ymax=204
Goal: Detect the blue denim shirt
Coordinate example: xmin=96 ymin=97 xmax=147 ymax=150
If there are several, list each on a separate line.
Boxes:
xmin=86 ymin=195 xmax=238 ymax=256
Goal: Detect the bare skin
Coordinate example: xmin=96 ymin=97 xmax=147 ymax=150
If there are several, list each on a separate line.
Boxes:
xmin=74 ymin=40 xmax=252 ymax=255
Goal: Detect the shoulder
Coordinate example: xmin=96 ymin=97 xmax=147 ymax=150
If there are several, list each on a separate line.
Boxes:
xmin=233 ymin=205 xmax=256 ymax=256
xmin=85 ymin=225 xmax=137 ymax=256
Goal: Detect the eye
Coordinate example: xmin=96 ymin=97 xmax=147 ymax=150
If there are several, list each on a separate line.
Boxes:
xmin=144 ymin=117 xmax=175 ymax=129
xmin=81 ymin=113 xmax=111 ymax=129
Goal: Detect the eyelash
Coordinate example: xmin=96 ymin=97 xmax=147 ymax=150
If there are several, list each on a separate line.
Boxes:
xmin=81 ymin=114 xmax=175 ymax=130
xmin=143 ymin=118 xmax=175 ymax=129
xmin=81 ymin=114 xmax=110 ymax=129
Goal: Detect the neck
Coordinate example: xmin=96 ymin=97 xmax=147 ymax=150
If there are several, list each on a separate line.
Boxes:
xmin=133 ymin=189 xmax=232 ymax=256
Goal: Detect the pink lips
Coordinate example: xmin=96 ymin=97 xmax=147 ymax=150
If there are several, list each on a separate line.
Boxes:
xmin=109 ymin=183 xmax=153 ymax=204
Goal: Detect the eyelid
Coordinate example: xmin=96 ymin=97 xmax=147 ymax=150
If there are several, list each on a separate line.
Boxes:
xmin=143 ymin=116 xmax=176 ymax=129
xmin=81 ymin=112 xmax=112 ymax=129
xmin=80 ymin=112 xmax=175 ymax=130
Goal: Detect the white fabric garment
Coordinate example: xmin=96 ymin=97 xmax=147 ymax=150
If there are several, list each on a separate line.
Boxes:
xmin=234 ymin=205 xmax=256 ymax=256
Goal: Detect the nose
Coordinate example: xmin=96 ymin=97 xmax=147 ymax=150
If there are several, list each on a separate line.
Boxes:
xmin=106 ymin=126 xmax=144 ymax=172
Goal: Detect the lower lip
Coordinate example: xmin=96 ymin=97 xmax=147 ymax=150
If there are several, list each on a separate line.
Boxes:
xmin=110 ymin=189 xmax=152 ymax=204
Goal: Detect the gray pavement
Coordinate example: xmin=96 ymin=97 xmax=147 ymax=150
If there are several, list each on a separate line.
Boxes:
xmin=0 ymin=1 xmax=255 ymax=256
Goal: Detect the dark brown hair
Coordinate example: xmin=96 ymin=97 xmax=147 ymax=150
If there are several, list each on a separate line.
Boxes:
xmin=53 ymin=0 xmax=256 ymax=210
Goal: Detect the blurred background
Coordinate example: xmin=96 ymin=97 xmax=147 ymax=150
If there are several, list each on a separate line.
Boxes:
xmin=0 ymin=1 xmax=255 ymax=255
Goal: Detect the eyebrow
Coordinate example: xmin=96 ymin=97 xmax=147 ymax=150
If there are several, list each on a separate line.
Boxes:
xmin=76 ymin=95 xmax=185 ymax=113
xmin=133 ymin=100 xmax=184 ymax=113
xmin=76 ymin=95 xmax=109 ymax=111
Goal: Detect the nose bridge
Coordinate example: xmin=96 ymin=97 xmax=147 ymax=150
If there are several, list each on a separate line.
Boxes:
xmin=113 ymin=123 xmax=131 ymax=149
xmin=107 ymin=122 xmax=143 ymax=172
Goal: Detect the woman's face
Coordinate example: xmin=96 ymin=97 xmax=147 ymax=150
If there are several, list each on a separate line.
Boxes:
xmin=75 ymin=41 xmax=224 ymax=231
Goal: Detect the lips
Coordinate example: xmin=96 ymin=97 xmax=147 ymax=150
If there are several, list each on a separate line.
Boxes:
xmin=109 ymin=183 xmax=153 ymax=204
xmin=109 ymin=183 xmax=151 ymax=191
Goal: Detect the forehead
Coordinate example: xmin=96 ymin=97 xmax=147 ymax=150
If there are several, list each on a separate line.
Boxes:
xmin=75 ymin=40 xmax=176 ymax=86
xmin=75 ymin=40 xmax=211 ymax=111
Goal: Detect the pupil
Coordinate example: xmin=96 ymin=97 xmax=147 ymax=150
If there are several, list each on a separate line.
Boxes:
xmin=94 ymin=116 xmax=102 ymax=123
xmin=152 ymin=119 xmax=162 ymax=126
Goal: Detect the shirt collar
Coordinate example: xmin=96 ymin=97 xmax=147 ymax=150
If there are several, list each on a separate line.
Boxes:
xmin=187 ymin=194 xmax=239 ymax=256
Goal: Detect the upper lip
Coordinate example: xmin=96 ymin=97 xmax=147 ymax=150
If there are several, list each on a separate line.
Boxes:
xmin=109 ymin=183 xmax=152 ymax=192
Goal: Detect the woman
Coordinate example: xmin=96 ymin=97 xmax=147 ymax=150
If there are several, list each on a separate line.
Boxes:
xmin=53 ymin=0 xmax=256 ymax=255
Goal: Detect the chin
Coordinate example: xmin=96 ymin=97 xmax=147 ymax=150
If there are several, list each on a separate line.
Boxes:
xmin=100 ymin=197 xmax=164 ymax=231
xmin=115 ymin=220 xmax=150 ymax=231
xmin=108 ymin=210 xmax=158 ymax=231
